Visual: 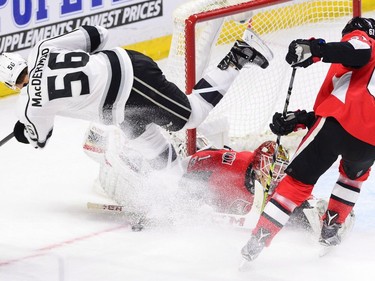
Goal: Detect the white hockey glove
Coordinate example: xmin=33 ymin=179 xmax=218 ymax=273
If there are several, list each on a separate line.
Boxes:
xmin=285 ymin=38 xmax=325 ymax=68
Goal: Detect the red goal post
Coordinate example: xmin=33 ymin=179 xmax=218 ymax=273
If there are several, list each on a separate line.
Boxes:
xmin=166 ymin=0 xmax=362 ymax=155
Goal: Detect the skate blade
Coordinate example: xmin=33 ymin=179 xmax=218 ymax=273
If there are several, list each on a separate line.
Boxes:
xmin=319 ymin=245 xmax=334 ymax=257
xmin=242 ymin=28 xmax=273 ymax=62
xmin=238 ymin=258 xmax=252 ymax=272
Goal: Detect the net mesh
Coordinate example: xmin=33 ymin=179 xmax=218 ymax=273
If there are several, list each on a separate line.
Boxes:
xmin=165 ymin=0 xmax=355 ymax=152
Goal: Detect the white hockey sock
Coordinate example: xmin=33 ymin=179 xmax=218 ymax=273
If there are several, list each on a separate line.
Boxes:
xmin=184 ymin=66 xmax=239 ymax=129
xmin=197 ymin=66 xmax=239 ymax=95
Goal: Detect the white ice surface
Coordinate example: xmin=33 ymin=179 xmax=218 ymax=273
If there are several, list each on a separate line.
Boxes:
xmin=2 ymin=20 xmax=375 ymax=279
xmin=1 ymin=87 xmax=375 ymax=281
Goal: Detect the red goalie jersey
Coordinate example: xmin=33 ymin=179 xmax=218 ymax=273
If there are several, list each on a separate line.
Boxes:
xmin=181 ymin=142 xmax=290 ymax=214
xmin=185 ymin=148 xmax=256 ymax=213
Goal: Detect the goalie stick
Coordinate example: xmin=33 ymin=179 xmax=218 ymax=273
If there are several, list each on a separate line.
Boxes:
xmin=87 ymin=202 xmax=127 ymax=212
xmin=87 ymin=202 xmax=147 ymax=231
xmin=87 ymin=180 xmax=265 ymax=230
xmin=87 ymin=201 xmax=259 ymax=230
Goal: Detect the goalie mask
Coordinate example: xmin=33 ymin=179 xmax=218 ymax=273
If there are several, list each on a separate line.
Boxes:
xmin=342 ymin=17 xmax=375 ymax=39
xmin=0 ymin=52 xmax=28 ymax=90
xmin=253 ymin=140 xmax=289 ymax=193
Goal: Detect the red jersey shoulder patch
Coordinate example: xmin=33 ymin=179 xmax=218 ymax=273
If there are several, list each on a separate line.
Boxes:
xmin=222 ymin=151 xmax=236 ymax=165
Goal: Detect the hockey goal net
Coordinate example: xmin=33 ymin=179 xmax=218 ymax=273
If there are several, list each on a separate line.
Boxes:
xmin=165 ymin=0 xmax=361 ymax=155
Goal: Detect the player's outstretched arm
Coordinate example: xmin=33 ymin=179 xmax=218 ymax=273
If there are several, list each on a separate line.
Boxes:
xmin=286 ymin=31 xmax=372 ymax=68
xmin=38 ymin=25 xmax=109 ymax=53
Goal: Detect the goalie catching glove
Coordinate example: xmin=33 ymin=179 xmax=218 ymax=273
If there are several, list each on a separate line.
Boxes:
xmin=269 ymin=110 xmax=316 ymax=136
xmin=285 ymin=38 xmax=326 ymax=68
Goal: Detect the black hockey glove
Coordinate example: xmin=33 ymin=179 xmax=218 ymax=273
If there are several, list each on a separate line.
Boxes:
xmin=13 ymin=121 xmax=43 ymax=149
xmin=270 ymin=110 xmax=316 ymax=136
xmin=285 ymin=38 xmax=326 ymax=68
xmin=13 ymin=121 xmax=29 ymax=144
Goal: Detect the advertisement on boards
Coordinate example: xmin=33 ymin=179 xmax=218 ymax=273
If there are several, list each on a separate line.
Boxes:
xmin=0 ymin=0 xmax=187 ymax=56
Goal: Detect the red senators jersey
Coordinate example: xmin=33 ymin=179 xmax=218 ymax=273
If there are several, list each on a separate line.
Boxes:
xmin=314 ymin=30 xmax=375 ymax=145
xmin=185 ymin=148 xmax=255 ymax=213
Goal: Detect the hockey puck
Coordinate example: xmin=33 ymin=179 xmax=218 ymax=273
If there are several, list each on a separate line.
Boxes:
xmin=131 ymin=224 xmax=144 ymax=232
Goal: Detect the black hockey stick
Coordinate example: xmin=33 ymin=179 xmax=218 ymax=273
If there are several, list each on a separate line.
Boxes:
xmin=0 ymin=132 xmax=14 ymax=147
xmin=261 ymin=67 xmax=297 ymax=211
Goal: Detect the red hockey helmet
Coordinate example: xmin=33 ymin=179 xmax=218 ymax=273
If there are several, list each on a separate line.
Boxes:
xmin=253 ymin=140 xmax=289 ymax=193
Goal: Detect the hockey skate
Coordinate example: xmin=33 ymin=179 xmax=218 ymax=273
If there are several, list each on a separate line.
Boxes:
xmin=319 ymin=210 xmax=342 ymax=246
xmin=318 ymin=220 xmax=342 ymax=257
xmin=241 ymin=228 xmax=269 ymax=261
xmin=319 ymin=220 xmax=342 ymax=247
xmin=242 ymin=28 xmax=273 ymax=63
xmin=318 ymin=210 xmax=355 ymax=257
xmin=218 ymin=28 xmax=273 ymax=70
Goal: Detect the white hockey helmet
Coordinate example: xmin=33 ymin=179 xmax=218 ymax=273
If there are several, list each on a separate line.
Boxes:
xmin=0 ymin=52 xmax=28 ymax=90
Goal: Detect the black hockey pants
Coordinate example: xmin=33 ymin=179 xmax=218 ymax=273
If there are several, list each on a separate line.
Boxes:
xmin=285 ymin=117 xmax=375 ymax=184
xmin=123 ymin=50 xmax=192 ymax=139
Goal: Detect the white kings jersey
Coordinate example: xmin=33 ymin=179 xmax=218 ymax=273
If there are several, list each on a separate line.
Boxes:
xmin=17 ymin=25 xmax=134 ymax=147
